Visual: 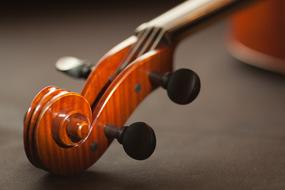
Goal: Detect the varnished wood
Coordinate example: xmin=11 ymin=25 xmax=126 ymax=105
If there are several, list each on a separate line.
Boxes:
xmin=24 ymin=46 xmax=173 ymax=175
xmin=23 ymin=0 xmax=255 ymax=175
xmin=24 ymin=86 xmax=64 ymax=168
xmin=229 ymin=0 xmax=285 ymax=73
xmin=81 ymin=36 xmax=137 ymax=106
xmin=24 ymin=36 xmax=138 ymax=173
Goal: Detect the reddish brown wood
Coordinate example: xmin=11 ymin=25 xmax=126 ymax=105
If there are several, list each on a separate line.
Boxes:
xmin=50 ymin=93 xmax=92 ymax=147
xmin=23 ymin=0 xmax=258 ymax=176
xmin=81 ymin=36 xmax=137 ymax=105
xmin=24 ymin=45 xmax=173 ymax=175
xmin=231 ymin=0 xmax=285 ymax=60
xmin=24 ymin=36 xmax=137 ymax=171
xmin=24 ymin=86 xmax=64 ymax=168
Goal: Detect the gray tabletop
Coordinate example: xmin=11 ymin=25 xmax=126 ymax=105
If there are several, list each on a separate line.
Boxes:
xmin=0 ymin=2 xmax=285 ymax=190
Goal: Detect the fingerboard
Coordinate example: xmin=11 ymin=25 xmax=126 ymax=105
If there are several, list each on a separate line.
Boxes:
xmin=137 ymin=0 xmax=249 ymax=43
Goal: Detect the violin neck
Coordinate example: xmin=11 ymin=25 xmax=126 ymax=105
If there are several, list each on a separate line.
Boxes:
xmin=137 ymin=0 xmax=248 ymax=44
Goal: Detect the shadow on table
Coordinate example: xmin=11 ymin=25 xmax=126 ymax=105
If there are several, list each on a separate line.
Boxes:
xmin=35 ymin=170 xmax=150 ymax=190
xmin=232 ymin=58 xmax=285 ymax=82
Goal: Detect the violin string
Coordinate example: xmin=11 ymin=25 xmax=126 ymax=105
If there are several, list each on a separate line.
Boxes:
xmin=131 ymin=28 xmax=166 ymax=59
xmin=135 ymin=27 xmax=161 ymax=58
xmin=92 ymin=27 xmax=165 ymax=108
xmin=115 ymin=27 xmax=166 ymax=73
xmin=149 ymin=29 xmax=165 ymax=51
xmin=119 ymin=27 xmax=153 ymax=69
xmin=91 ymin=29 xmax=153 ymax=108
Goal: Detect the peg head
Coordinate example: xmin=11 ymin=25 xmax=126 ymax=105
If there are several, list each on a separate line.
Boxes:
xmin=105 ymin=122 xmax=156 ymax=160
xmin=120 ymin=122 xmax=156 ymax=160
xmin=55 ymin=56 xmax=92 ymax=79
xmin=166 ymin=69 xmax=200 ymax=105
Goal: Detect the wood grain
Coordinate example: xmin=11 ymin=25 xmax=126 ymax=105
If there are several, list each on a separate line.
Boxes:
xmin=23 ymin=0 xmax=251 ymax=176
xmin=24 ymin=86 xmax=64 ymax=168
xmin=25 ymin=46 xmax=173 ymax=175
xmin=24 ymin=36 xmax=137 ymax=172
xmin=81 ymin=36 xmax=137 ymax=106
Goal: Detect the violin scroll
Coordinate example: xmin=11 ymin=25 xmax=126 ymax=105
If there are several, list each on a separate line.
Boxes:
xmin=23 ymin=44 xmax=175 ymax=175
xmin=22 ymin=0 xmax=255 ymax=176
xmin=50 ymin=92 xmax=92 ymax=147
xmin=23 ymin=86 xmax=93 ymax=173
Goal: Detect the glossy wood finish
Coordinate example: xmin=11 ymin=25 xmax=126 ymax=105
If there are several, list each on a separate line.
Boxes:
xmin=49 ymin=93 xmax=92 ymax=147
xmin=231 ymin=0 xmax=285 ymax=60
xmin=81 ymin=36 xmax=137 ymax=106
xmin=23 ymin=0 xmax=254 ymax=175
xmin=24 ymin=36 xmax=137 ymax=173
xmin=24 ymin=86 xmax=65 ymax=168
xmin=24 ymin=35 xmax=137 ymax=164
xmin=229 ymin=0 xmax=285 ymax=73
xmin=24 ymin=46 xmax=173 ymax=175
xmin=35 ymin=91 xmax=92 ymax=174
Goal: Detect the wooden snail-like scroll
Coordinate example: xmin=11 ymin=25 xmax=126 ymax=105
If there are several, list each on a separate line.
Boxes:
xmin=23 ymin=0 xmax=253 ymax=175
xmin=24 ymin=38 xmax=175 ymax=175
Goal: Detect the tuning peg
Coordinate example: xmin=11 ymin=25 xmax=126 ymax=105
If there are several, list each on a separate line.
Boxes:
xmin=104 ymin=122 xmax=156 ymax=160
xmin=150 ymin=68 xmax=200 ymax=105
xmin=55 ymin=56 xmax=92 ymax=79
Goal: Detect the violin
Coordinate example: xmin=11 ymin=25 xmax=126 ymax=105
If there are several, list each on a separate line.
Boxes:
xmin=230 ymin=0 xmax=285 ymax=74
xmin=23 ymin=0 xmax=253 ymax=175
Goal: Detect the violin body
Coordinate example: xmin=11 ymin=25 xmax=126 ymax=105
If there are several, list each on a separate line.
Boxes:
xmin=23 ymin=0 xmax=254 ymax=175
xmin=229 ymin=0 xmax=285 ymax=74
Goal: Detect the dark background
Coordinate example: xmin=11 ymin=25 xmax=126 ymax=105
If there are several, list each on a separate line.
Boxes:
xmin=0 ymin=1 xmax=285 ymax=190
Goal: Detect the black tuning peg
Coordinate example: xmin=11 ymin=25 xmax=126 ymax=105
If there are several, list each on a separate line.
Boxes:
xmin=149 ymin=68 xmax=201 ymax=105
xmin=55 ymin=56 xmax=92 ymax=79
xmin=104 ymin=122 xmax=156 ymax=160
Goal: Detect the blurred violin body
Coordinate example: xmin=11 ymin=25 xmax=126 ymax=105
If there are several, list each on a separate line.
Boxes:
xmin=24 ymin=0 xmax=254 ymax=175
xmin=229 ymin=0 xmax=285 ymax=74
